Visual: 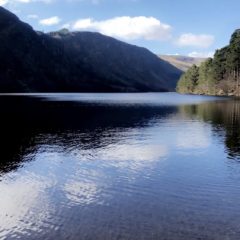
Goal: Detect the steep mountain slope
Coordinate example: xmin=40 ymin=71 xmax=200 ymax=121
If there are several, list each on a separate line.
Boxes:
xmin=159 ymin=55 xmax=205 ymax=72
xmin=0 ymin=7 xmax=182 ymax=92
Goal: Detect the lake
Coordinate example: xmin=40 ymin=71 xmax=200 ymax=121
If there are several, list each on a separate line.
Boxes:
xmin=0 ymin=92 xmax=240 ymax=240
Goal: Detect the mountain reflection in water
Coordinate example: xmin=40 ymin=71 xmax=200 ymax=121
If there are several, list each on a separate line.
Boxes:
xmin=0 ymin=93 xmax=240 ymax=240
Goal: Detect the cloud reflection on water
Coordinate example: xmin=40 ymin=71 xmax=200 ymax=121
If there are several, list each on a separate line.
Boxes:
xmin=0 ymin=93 xmax=239 ymax=240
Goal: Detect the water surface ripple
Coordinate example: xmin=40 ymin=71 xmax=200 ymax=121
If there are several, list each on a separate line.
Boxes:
xmin=0 ymin=93 xmax=239 ymax=240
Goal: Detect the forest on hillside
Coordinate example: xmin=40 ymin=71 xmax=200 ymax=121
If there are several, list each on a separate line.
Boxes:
xmin=177 ymin=29 xmax=240 ymax=96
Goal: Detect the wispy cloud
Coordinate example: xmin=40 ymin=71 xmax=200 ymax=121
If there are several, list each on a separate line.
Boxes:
xmin=27 ymin=14 xmax=39 ymax=19
xmin=188 ymin=51 xmax=214 ymax=58
xmin=176 ymin=33 xmax=215 ymax=48
xmin=39 ymin=16 xmax=61 ymax=26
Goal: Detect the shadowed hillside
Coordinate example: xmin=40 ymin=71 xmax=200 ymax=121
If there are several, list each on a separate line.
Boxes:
xmin=0 ymin=7 xmax=182 ymax=93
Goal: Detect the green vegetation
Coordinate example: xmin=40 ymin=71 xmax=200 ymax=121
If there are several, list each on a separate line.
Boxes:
xmin=177 ymin=29 xmax=240 ymax=96
xmin=180 ymin=100 xmax=240 ymax=158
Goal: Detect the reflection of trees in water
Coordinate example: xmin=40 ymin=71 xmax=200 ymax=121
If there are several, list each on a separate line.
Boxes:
xmin=180 ymin=100 xmax=240 ymax=160
xmin=224 ymin=101 xmax=240 ymax=159
xmin=0 ymin=96 xmax=177 ymax=174
xmin=3 ymin=95 xmax=240 ymax=175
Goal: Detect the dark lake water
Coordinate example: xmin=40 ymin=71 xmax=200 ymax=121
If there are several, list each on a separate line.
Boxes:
xmin=0 ymin=92 xmax=240 ymax=240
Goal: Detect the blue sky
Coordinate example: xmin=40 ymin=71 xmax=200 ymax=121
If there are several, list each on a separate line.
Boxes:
xmin=1 ymin=0 xmax=239 ymax=57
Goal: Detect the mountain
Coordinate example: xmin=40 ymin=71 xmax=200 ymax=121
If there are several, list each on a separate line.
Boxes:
xmin=0 ymin=7 xmax=182 ymax=93
xmin=159 ymin=55 xmax=205 ymax=72
xmin=177 ymin=29 xmax=240 ymax=96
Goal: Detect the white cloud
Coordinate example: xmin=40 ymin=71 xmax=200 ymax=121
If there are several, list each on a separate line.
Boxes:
xmin=176 ymin=33 xmax=215 ymax=48
xmin=39 ymin=16 xmax=61 ymax=26
xmin=0 ymin=0 xmax=8 ymax=5
xmin=71 ymin=16 xmax=172 ymax=41
xmin=188 ymin=51 xmax=214 ymax=58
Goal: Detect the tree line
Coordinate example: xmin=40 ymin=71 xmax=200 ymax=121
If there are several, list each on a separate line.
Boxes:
xmin=177 ymin=29 xmax=240 ymax=96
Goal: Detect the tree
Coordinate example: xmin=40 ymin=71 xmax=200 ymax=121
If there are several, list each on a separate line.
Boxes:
xmin=177 ymin=29 xmax=240 ymax=96
xmin=197 ymin=58 xmax=216 ymax=94
xmin=177 ymin=65 xmax=199 ymax=93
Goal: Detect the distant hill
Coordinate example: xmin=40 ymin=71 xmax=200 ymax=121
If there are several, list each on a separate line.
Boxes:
xmin=159 ymin=55 xmax=205 ymax=72
xmin=177 ymin=29 xmax=240 ymax=96
xmin=0 ymin=7 xmax=182 ymax=93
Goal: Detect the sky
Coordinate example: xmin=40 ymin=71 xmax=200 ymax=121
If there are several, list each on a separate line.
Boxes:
xmin=0 ymin=0 xmax=240 ymax=57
